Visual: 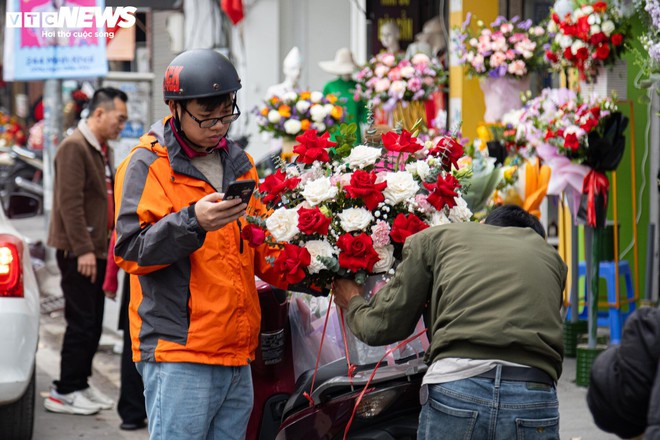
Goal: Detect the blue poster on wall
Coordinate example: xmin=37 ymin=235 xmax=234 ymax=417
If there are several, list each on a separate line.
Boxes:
xmin=3 ymin=0 xmax=135 ymax=81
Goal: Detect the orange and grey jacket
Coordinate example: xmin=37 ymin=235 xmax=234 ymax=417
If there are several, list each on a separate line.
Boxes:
xmin=114 ymin=117 xmax=286 ymax=365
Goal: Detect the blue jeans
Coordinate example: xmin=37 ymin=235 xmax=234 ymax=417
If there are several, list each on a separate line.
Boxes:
xmin=418 ymin=366 xmax=559 ymax=440
xmin=136 ymin=362 xmax=253 ymax=440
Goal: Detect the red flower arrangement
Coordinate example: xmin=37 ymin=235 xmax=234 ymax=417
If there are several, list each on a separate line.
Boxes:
xmin=245 ymin=124 xmax=473 ymax=287
xmin=545 ymin=1 xmax=629 ymax=81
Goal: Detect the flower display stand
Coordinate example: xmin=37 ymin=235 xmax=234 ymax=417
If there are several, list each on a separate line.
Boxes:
xmin=563 ymin=320 xmax=588 ymax=358
xmin=575 ymin=343 xmax=606 ymax=387
xmin=280 ymin=137 xmax=297 ymax=162
xmin=579 ymin=61 xmax=627 ymax=100
xmin=377 ymin=101 xmax=428 ymax=131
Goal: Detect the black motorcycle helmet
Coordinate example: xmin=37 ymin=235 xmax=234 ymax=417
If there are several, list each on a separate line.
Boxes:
xmin=163 ymin=49 xmax=242 ymax=148
xmin=163 ymin=49 xmax=242 ymax=102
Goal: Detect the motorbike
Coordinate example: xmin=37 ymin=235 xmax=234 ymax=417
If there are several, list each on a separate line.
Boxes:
xmin=1 ymin=145 xmax=43 ymax=213
xmin=249 ymin=281 xmax=425 ymax=440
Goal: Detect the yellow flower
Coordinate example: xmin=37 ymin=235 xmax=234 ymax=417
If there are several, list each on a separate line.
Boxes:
xmin=260 ymin=107 xmax=268 ymax=116
xmin=326 ymin=93 xmax=338 ymax=104
xmin=300 ymin=91 xmax=311 ymax=100
xmin=476 ymin=125 xmax=491 ymax=142
xmin=301 ymin=119 xmax=311 ymax=131
xmin=330 ymin=105 xmax=343 ymax=120
xmin=278 ymin=105 xmax=291 ymax=118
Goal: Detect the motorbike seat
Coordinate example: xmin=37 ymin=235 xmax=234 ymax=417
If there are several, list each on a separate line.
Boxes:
xmin=281 ymin=357 xmax=351 ymax=419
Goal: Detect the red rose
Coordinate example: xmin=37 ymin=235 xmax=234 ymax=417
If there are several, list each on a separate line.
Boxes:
xmin=590 ymin=32 xmax=608 ymax=46
xmin=595 ymin=43 xmax=610 ymax=60
xmin=274 ymin=244 xmax=311 ymax=284
xmin=259 ymin=169 xmax=300 ymax=205
xmin=293 ymin=130 xmax=336 ymax=164
xmin=563 ymin=47 xmax=574 ymax=61
xmin=423 ymin=174 xmax=460 ymax=211
xmin=576 ymin=16 xmax=590 ymax=40
xmin=344 ymin=170 xmax=387 ymax=210
xmin=381 ymin=129 xmax=422 ymax=153
xmin=564 ymin=132 xmax=580 ymax=151
xmin=552 ymin=12 xmax=560 ymax=24
xmin=297 ymin=206 xmax=331 ymax=235
xmin=545 ymin=50 xmax=558 ymax=63
xmin=241 ymin=223 xmax=266 ymax=247
xmin=428 ymin=136 xmax=464 ymax=171
xmin=336 ymin=233 xmax=380 ymax=273
xmin=611 ymin=33 xmax=623 ymax=46
xmin=592 ymin=1 xmax=607 ymax=13
xmin=576 ymin=47 xmax=589 ymax=61
xmin=390 ymin=213 xmax=429 ymax=244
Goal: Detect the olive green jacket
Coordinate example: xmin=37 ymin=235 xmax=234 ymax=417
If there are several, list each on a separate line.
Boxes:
xmin=346 ymin=222 xmax=567 ymax=380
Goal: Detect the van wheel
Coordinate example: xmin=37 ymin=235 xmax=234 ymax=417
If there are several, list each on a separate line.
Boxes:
xmin=0 ymin=368 xmax=35 ymax=439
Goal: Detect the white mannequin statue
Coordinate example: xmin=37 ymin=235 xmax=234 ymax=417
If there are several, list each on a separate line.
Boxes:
xmin=266 ymin=46 xmax=302 ymax=99
xmin=405 ymin=31 xmax=433 ymax=58
xmin=421 ymin=17 xmax=447 ymax=61
xmin=379 ymin=22 xmax=401 ymax=54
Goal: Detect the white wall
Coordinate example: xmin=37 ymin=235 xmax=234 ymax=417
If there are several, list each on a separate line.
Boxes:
xmin=235 ymin=0 xmax=352 ymax=164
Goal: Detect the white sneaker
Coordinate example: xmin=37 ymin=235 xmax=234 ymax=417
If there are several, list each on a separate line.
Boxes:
xmin=80 ymin=385 xmax=114 ymax=410
xmin=44 ymin=389 xmax=102 ymax=415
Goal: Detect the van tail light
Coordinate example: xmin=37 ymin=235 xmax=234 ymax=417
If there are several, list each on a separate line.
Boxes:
xmin=0 ymin=234 xmax=24 ymax=298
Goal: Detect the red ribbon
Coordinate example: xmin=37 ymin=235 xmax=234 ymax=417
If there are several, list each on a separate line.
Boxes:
xmin=582 ymin=170 xmax=610 ymax=227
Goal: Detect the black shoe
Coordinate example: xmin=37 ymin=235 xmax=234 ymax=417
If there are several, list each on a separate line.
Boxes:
xmin=119 ymin=420 xmax=147 ymax=431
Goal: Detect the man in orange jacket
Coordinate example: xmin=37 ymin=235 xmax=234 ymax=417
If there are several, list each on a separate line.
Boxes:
xmin=114 ymin=49 xmax=287 ymax=440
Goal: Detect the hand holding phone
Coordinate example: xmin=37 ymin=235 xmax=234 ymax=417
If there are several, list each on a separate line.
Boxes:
xmin=222 ymin=179 xmax=256 ymax=205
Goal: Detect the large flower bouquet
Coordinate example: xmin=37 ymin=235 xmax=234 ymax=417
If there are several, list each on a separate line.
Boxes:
xmin=542 ymin=94 xmax=619 ymax=163
xmin=545 ymin=1 xmax=629 ymax=81
xmin=243 ymin=123 xmax=472 ymax=288
xmin=254 ymin=90 xmax=346 ymax=139
xmin=354 ymin=53 xmax=446 ymax=111
xmin=455 ymin=14 xmax=547 ymax=78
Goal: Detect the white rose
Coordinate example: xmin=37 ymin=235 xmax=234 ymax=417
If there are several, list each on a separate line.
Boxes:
xmin=283 ymin=119 xmax=302 ymax=135
xmin=313 ymin=122 xmax=326 ymax=132
xmin=310 ymin=91 xmax=324 ymax=103
xmin=338 ymin=207 xmax=374 ymax=232
xmin=265 ymin=208 xmax=300 ymax=242
xmin=590 ymin=25 xmax=601 ymax=36
xmin=345 ymin=145 xmax=383 ymax=169
xmin=389 ymin=80 xmax=407 ymax=96
xmin=323 ymin=103 xmax=334 ymax=114
xmin=601 ymin=20 xmax=615 ymax=36
xmin=383 ymin=172 xmax=419 ymax=204
xmin=283 ymin=91 xmax=298 ymax=103
xmin=302 ymin=177 xmax=338 ymax=206
xmin=296 ymin=100 xmax=311 ymax=114
xmin=428 ymin=210 xmax=450 ymax=226
xmin=559 ymin=35 xmax=573 ymax=49
xmin=448 ymin=197 xmax=472 ymax=222
xmin=267 ymin=110 xmax=281 ymax=123
xmin=372 ymin=245 xmax=395 ymax=273
xmin=310 ymin=105 xmax=327 ymax=122
xmin=305 ymin=240 xmax=336 ymax=274
xmin=399 ymin=65 xmax=416 ymax=79
xmin=374 ymin=65 xmax=390 ymax=78
xmin=571 ymin=40 xmax=586 ymax=55
xmin=406 ymin=160 xmax=431 ymax=181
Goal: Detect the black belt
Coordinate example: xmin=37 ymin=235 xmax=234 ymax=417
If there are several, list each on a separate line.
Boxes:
xmin=475 ymin=366 xmax=555 ymax=386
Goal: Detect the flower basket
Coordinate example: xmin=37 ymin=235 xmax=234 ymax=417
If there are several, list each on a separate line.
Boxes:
xmin=579 ymin=60 xmax=627 ymax=100
xmin=338 ymin=274 xmax=428 ymax=366
xmin=480 ymin=76 xmax=531 ymax=123
xmin=576 ymin=343 xmax=606 ymax=387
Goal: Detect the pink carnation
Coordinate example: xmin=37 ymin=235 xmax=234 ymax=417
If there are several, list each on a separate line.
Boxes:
xmin=370 ymin=220 xmax=392 ymax=247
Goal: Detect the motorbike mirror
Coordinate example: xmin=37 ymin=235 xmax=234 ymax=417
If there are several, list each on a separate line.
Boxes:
xmin=6 ymin=193 xmax=41 ymax=219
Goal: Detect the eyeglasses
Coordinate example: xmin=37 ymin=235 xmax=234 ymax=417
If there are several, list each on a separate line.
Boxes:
xmin=181 ymin=104 xmax=241 ymax=128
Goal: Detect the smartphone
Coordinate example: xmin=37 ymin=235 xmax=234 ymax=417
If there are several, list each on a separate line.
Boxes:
xmin=223 ymin=179 xmax=256 ymax=205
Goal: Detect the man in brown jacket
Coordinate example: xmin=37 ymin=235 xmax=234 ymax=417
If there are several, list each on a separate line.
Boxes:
xmin=45 ymin=87 xmax=128 ymax=415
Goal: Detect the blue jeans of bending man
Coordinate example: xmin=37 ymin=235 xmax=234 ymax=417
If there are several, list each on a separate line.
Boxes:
xmin=418 ymin=365 xmax=559 ymax=440
xmin=137 ymin=362 xmax=253 ymax=440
